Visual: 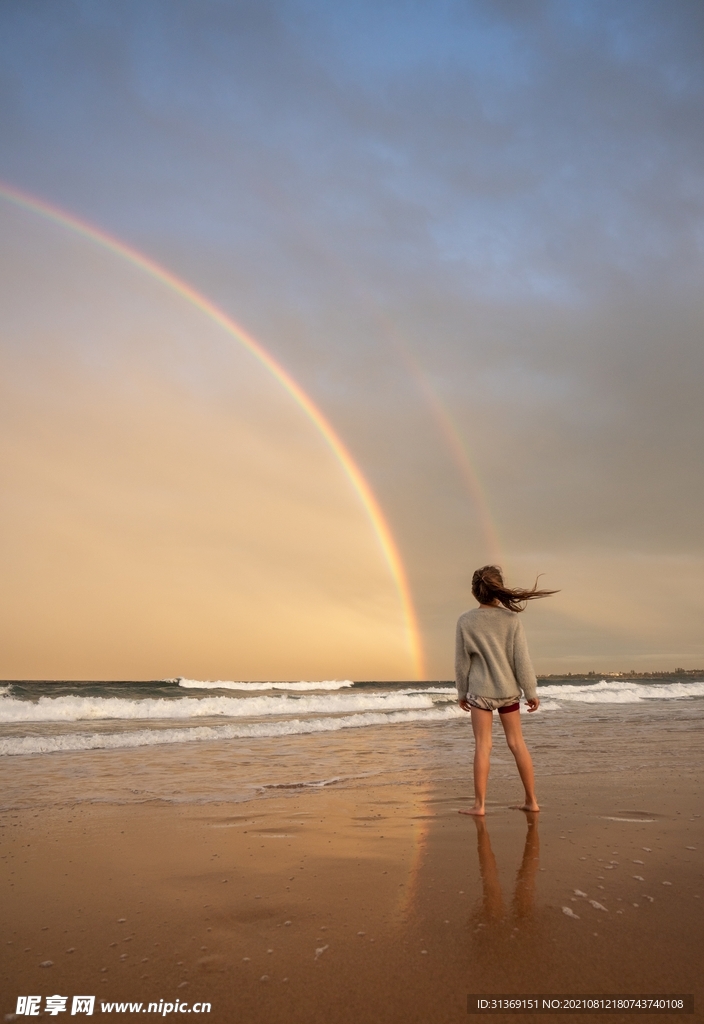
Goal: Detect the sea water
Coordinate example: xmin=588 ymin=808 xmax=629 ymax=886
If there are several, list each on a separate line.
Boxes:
xmin=0 ymin=677 xmax=702 ymax=811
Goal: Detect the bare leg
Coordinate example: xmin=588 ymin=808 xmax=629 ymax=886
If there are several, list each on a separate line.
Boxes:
xmin=499 ymin=710 xmax=540 ymax=812
xmin=459 ymin=707 xmax=493 ymax=815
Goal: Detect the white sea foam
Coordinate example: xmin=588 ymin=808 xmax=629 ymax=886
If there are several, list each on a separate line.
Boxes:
xmin=258 ymin=777 xmax=345 ymax=791
xmin=0 ymin=690 xmax=443 ymax=724
xmin=532 ymin=699 xmax=561 ymax=711
xmin=398 ymin=687 xmax=455 ymax=695
xmin=537 ymin=679 xmax=704 ymax=703
xmin=178 ymin=678 xmax=355 ymax=691
xmin=0 ymin=705 xmax=461 ymax=756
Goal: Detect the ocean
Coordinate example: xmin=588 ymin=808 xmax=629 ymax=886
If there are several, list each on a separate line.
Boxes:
xmin=1 ymin=676 xmax=702 ymax=811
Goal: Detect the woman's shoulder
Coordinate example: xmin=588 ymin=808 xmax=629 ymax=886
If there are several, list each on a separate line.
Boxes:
xmin=458 ymin=606 xmax=517 ymax=626
xmin=457 ymin=607 xmax=480 ymax=623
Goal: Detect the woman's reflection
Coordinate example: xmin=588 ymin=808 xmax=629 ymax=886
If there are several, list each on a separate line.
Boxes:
xmin=470 ymin=813 xmax=540 ymax=949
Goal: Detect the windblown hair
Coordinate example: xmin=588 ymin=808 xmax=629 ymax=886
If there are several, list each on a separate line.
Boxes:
xmin=471 ymin=565 xmax=558 ymax=613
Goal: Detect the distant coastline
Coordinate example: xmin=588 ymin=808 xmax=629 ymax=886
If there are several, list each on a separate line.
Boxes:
xmin=538 ymin=668 xmax=704 ymax=680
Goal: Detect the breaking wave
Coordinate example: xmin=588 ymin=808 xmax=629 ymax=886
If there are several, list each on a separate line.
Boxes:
xmin=0 ymin=690 xmax=445 ymax=724
xmin=0 ymin=705 xmax=460 ymax=756
xmin=538 ymin=679 xmax=704 ymax=703
xmin=177 ymin=678 xmax=355 ymax=692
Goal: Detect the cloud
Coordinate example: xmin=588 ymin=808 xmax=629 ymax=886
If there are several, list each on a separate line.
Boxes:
xmin=0 ymin=0 xmax=703 ymax=673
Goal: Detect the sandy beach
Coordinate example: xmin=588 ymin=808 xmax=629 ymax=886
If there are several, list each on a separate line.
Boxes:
xmin=2 ymin=758 xmax=701 ymax=1023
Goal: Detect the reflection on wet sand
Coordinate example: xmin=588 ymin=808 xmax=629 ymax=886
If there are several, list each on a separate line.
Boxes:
xmin=391 ymin=775 xmax=701 ymax=1017
xmin=470 ymin=814 xmax=540 ymax=948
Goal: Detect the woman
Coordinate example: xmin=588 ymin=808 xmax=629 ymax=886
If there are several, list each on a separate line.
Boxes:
xmin=456 ymin=565 xmax=557 ymax=816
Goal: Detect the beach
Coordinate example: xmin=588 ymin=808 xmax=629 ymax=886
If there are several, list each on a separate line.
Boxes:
xmin=1 ymin=679 xmax=702 ymax=1022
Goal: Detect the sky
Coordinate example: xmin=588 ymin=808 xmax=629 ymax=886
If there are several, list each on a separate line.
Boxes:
xmin=1 ymin=0 xmax=703 ymax=679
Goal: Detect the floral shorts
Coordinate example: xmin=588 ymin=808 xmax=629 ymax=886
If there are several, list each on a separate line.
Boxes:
xmin=466 ymin=694 xmax=521 ymax=713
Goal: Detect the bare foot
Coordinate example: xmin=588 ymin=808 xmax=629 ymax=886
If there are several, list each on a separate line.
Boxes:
xmin=510 ymin=803 xmax=540 ymax=812
xmin=459 ymin=806 xmax=486 ymax=816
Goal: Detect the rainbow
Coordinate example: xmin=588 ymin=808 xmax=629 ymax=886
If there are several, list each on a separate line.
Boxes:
xmin=0 ymin=180 xmax=425 ymax=679
xmin=404 ymin=357 xmax=503 ymax=563
xmin=355 ymin=307 xmax=503 ymax=564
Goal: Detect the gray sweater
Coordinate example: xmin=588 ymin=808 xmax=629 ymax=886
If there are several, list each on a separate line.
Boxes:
xmin=455 ymin=606 xmax=537 ymax=701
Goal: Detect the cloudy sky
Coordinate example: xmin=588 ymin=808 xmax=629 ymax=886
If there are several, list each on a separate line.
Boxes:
xmin=1 ymin=0 xmax=703 ymax=679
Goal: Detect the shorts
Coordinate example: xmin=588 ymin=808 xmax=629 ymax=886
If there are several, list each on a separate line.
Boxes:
xmin=465 ymin=694 xmax=521 ymax=714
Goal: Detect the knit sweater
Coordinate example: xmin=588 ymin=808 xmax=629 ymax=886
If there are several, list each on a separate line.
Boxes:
xmin=455 ymin=606 xmax=538 ymax=701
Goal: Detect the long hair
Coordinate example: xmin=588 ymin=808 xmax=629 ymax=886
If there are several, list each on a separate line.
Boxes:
xmin=471 ymin=565 xmax=558 ymax=613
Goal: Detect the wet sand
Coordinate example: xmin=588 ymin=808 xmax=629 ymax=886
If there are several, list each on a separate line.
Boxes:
xmin=1 ymin=767 xmax=701 ymax=1023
